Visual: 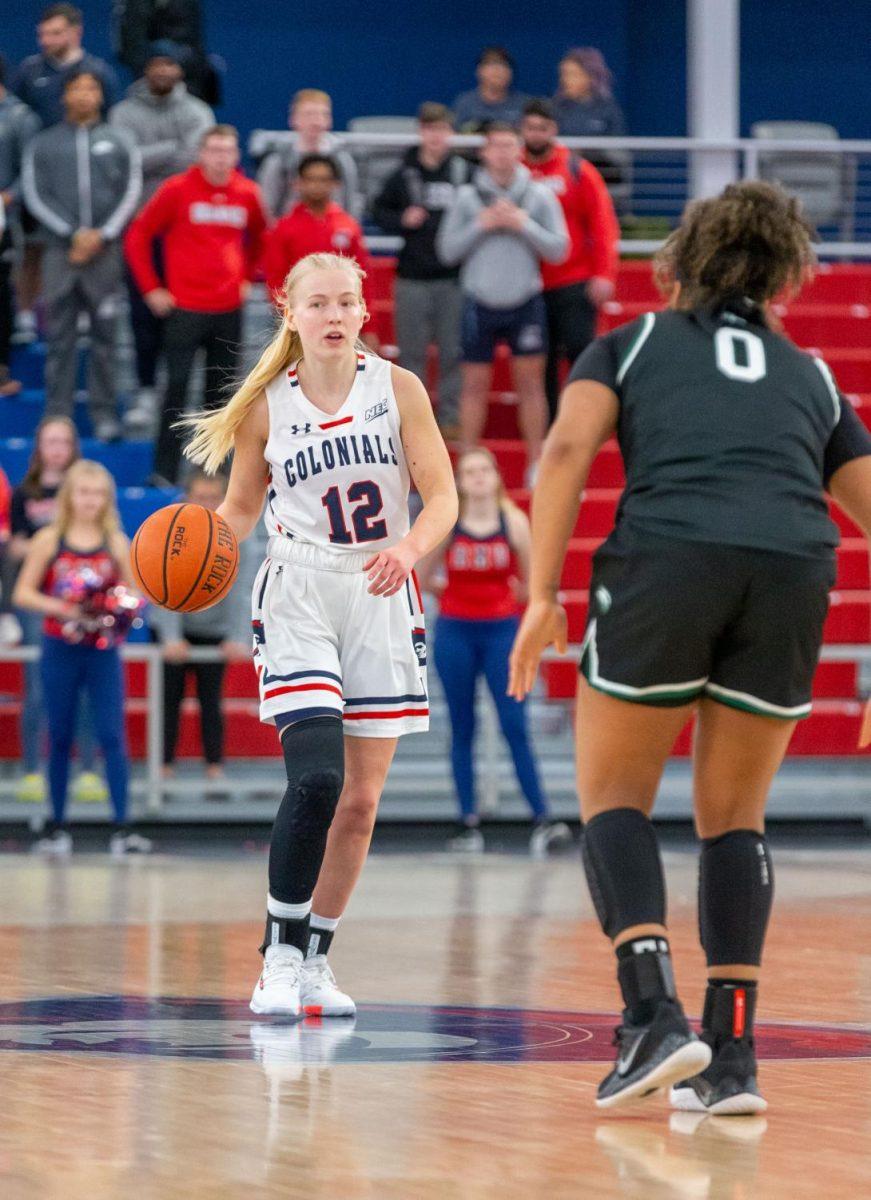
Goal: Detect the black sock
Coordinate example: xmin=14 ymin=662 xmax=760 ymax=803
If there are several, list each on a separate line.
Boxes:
xmin=703 ymin=979 xmax=758 ymax=1045
xmin=616 ymin=935 xmax=677 ymax=1025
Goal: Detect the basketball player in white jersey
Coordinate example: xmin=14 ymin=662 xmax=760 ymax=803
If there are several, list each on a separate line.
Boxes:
xmin=182 ymin=252 xmax=458 ymax=1018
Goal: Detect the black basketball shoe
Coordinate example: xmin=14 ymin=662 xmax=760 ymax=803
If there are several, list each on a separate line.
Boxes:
xmin=596 ymin=999 xmax=712 ymax=1109
xmin=670 ymin=1035 xmax=767 ymax=1115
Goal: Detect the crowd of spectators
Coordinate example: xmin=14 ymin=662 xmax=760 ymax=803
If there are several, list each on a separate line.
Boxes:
xmin=0 ymin=6 xmax=624 ymax=806
xmin=1 ymin=6 xmax=623 ymax=477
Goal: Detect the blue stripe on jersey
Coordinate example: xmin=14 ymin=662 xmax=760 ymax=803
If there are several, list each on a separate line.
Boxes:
xmin=262 ymin=668 xmax=343 ymax=685
xmin=344 ymin=692 xmax=428 ymax=706
xmin=275 ymin=706 xmax=342 ymax=731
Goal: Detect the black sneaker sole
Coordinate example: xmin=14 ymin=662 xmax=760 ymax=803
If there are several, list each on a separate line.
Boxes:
xmin=596 ymin=1040 xmax=712 ymax=1110
xmin=669 ymin=1083 xmax=768 ymax=1115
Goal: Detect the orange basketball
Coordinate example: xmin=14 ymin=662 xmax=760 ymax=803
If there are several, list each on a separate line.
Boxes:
xmin=131 ymin=503 xmax=239 ymax=613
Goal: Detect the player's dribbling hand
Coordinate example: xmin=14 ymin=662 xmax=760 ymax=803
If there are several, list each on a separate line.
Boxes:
xmin=363 ymin=541 xmax=418 ymax=597
xmin=507 ymin=599 xmax=568 ymax=701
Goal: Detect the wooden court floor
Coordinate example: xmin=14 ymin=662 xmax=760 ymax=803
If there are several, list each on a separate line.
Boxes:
xmin=0 ymin=839 xmax=869 ymax=1199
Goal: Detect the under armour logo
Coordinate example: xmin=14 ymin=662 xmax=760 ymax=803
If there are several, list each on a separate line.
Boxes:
xmin=289 ymin=423 xmax=312 ymax=435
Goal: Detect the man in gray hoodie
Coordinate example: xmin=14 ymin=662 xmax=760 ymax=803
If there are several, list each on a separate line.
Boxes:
xmin=0 ymin=59 xmax=40 ymax=397
xmin=437 ymin=123 xmax=568 ymax=474
xmin=110 ymin=42 xmax=213 ymax=431
xmin=22 ymin=69 xmax=141 ymax=440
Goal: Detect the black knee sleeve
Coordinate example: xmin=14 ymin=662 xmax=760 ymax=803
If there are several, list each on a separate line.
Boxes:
xmin=699 ymin=829 xmax=773 ymax=967
xmin=582 ymin=808 xmax=666 ymax=939
xmin=268 ymin=717 xmax=345 ymax=904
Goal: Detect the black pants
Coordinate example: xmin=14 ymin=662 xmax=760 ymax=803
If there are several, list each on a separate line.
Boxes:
xmin=0 ymin=228 xmax=14 ymax=371
xmin=155 ymin=306 xmax=242 ymax=482
xmin=126 ymin=241 xmax=164 ymax=389
xmin=543 ymin=281 xmax=598 ymax=424
xmin=162 ymin=634 xmax=226 ymax=765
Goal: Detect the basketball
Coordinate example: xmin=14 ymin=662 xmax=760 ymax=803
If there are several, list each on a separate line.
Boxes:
xmin=131 ymin=503 xmax=239 ymax=613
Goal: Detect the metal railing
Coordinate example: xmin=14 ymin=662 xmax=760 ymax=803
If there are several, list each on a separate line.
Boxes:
xmin=249 ymin=130 xmax=871 ymax=257
xmin=1 ymin=642 xmax=868 ymax=820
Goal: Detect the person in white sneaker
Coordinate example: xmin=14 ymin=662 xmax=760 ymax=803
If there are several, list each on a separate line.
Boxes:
xmin=179 ymin=251 xmax=457 ymax=1020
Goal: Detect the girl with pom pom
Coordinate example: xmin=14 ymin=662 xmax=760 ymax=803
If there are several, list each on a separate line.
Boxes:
xmin=13 ymin=460 xmax=150 ymax=856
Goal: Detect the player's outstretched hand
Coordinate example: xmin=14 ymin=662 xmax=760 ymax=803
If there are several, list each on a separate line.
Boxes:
xmin=363 ymin=541 xmax=418 ymax=597
xmin=508 ymin=599 xmax=568 ymax=700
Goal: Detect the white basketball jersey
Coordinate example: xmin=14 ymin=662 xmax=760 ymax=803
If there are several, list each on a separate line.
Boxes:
xmin=263 ymin=352 xmax=411 ymax=551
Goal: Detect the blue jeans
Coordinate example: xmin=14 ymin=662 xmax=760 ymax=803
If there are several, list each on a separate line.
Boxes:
xmin=433 ymin=615 xmax=547 ymax=821
xmin=40 ymin=635 xmax=128 ymax=825
xmin=18 ymin=609 xmax=98 ymax=774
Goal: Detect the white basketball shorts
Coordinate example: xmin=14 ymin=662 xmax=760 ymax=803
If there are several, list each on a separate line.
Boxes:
xmin=251 ymin=535 xmax=429 ymax=738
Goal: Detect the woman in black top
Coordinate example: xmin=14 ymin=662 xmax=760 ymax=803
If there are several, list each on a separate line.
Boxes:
xmin=509 ymin=181 xmax=871 ymax=1113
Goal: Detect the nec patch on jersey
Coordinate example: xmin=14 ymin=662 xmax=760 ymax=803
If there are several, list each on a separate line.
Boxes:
xmin=365 ymin=400 xmax=389 ymax=422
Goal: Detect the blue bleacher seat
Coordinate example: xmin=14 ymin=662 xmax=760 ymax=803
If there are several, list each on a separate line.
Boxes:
xmin=0 ymin=438 xmax=156 ymax=488
xmin=118 ymin=486 xmax=183 ymax=537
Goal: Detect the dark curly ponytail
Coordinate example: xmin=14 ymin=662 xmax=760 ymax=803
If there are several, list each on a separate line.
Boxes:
xmin=654 ymin=180 xmax=815 ymax=310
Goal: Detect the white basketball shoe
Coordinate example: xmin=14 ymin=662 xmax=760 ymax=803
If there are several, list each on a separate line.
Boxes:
xmin=300 ymin=955 xmax=356 ymax=1017
xmin=250 ymin=945 xmax=304 ymax=1018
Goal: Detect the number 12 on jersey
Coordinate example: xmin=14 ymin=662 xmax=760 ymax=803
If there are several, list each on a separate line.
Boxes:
xmin=322 ymin=482 xmax=387 ymax=544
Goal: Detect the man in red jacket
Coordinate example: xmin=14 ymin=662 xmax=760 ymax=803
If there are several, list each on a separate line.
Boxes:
xmin=125 ymin=124 xmax=268 ymax=484
xmin=261 ymin=153 xmax=377 ymax=347
xmin=520 ymin=99 xmax=619 ymax=423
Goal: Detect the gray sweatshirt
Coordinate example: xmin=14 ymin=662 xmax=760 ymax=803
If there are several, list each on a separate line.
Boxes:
xmin=256 ymin=131 xmax=361 ymax=220
xmin=148 ymin=534 xmax=260 ymax=644
xmin=110 ymin=80 xmax=214 ymax=204
xmin=436 ymin=164 xmax=569 ymax=309
xmin=21 ymin=119 xmax=142 ymax=245
xmin=0 ymin=92 xmax=41 ymax=202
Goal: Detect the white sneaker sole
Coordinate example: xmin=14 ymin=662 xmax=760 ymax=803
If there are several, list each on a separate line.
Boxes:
xmin=596 ymin=1041 xmax=713 ymax=1109
xmin=670 ymin=1084 xmax=768 ymax=1115
xmin=302 ymin=1000 xmax=356 ymax=1018
xmin=249 ymin=993 xmax=302 ymax=1019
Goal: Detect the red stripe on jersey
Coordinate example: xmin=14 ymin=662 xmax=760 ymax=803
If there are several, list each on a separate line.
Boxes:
xmin=319 ymin=415 xmax=354 ymax=430
xmin=733 ymin=988 xmax=746 ymax=1038
xmin=343 ymin=707 xmax=429 ymax=720
xmin=263 ymin=682 xmax=344 ymax=700
xmin=410 ymin=569 xmax=424 ymax=612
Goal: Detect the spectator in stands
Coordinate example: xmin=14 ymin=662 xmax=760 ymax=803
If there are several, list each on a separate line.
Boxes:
xmin=257 ymin=89 xmax=360 ymax=220
xmin=0 ymin=463 xmax=16 ymax=646
xmin=521 ymin=99 xmax=618 ymax=423
xmin=420 ymin=447 xmax=570 ymax=854
xmin=149 ymin=471 xmax=254 ymax=787
xmin=8 ymin=417 xmax=105 ymax=806
xmin=452 ymin=47 xmax=529 ymax=134
xmin=13 ymin=459 xmax=149 ymax=856
xmin=12 ymin=4 xmax=118 ymax=128
xmin=261 ymin=154 xmax=377 ymax=349
xmin=373 ymin=102 xmax=470 ymax=439
xmin=437 ymin=123 xmax=568 ymax=479
xmin=125 ymin=124 xmax=268 ymax=486
xmin=0 ymin=58 xmax=40 ymax=398
xmin=22 ymin=70 xmax=141 ymax=443
xmin=113 ymin=0 xmax=221 ymax=106
xmin=110 ymin=43 xmax=214 ymax=434
xmin=552 ymin=47 xmax=625 ymax=138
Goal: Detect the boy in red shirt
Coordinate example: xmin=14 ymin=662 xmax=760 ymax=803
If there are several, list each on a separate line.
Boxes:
xmin=261 ymin=154 xmax=377 ymax=347
xmin=520 ymin=99 xmax=619 ymax=423
xmin=125 ymin=124 xmax=268 ymax=484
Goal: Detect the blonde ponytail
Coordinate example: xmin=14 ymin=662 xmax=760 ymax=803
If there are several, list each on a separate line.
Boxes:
xmin=179 ymin=252 xmax=370 ymax=476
